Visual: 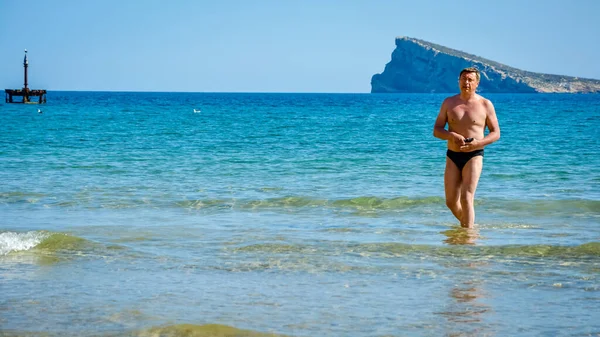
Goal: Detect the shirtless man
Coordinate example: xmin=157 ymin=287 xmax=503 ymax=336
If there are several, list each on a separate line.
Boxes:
xmin=433 ymin=67 xmax=500 ymax=228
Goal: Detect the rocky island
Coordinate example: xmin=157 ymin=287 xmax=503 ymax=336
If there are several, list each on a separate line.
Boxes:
xmin=371 ymin=36 xmax=600 ymax=93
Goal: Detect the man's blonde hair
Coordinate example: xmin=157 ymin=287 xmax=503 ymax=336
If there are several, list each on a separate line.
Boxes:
xmin=459 ymin=67 xmax=480 ymax=82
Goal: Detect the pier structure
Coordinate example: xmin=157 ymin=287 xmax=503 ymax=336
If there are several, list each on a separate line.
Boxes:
xmin=4 ymin=50 xmax=47 ymax=104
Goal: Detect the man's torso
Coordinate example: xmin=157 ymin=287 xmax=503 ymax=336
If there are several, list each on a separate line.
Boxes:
xmin=445 ymin=94 xmax=488 ymax=152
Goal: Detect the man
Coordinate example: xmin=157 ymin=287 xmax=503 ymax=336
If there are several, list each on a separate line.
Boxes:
xmin=433 ymin=67 xmax=500 ymax=228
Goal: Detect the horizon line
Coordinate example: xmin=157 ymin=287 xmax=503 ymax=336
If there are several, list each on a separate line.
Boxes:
xmin=6 ymin=90 xmax=596 ymax=95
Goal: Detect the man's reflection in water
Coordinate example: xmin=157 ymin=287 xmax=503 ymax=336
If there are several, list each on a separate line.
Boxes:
xmin=437 ymin=227 xmax=492 ymax=336
xmin=442 ymin=227 xmax=480 ymax=245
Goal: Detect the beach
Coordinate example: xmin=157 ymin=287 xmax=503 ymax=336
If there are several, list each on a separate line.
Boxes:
xmin=1 ymin=92 xmax=599 ymax=336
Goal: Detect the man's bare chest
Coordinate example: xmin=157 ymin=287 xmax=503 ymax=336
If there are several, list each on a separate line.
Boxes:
xmin=448 ymin=106 xmax=486 ymax=126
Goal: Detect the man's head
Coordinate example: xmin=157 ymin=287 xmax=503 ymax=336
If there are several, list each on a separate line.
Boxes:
xmin=458 ymin=67 xmax=480 ymax=94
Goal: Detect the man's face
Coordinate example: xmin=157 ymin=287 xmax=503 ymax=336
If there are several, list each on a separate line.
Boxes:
xmin=459 ymin=72 xmax=479 ymax=93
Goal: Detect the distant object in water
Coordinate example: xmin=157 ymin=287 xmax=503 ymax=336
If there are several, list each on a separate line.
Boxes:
xmin=37 ymin=108 xmax=43 ymax=114
xmin=193 ymin=109 xmax=201 ymax=113
xmin=5 ymin=49 xmax=47 ymax=104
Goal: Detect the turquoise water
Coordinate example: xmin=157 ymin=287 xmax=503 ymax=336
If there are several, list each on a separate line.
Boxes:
xmin=1 ymin=92 xmax=599 ymax=336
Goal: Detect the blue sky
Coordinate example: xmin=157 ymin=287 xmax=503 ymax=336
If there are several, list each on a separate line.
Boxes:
xmin=1 ymin=0 xmax=598 ymax=92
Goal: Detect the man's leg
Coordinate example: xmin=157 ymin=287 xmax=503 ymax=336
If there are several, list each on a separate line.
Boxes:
xmin=444 ymin=157 xmax=462 ymax=222
xmin=460 ymin=156 xmax=483 ymax=228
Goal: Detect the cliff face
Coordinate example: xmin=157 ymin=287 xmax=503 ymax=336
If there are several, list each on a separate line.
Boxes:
xmin=371 ymin=37 xmax=600 ymax=93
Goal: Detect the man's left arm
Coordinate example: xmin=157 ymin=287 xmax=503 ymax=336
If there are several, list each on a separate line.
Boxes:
xmin=478 ymin=99 xmax=500 ymax=147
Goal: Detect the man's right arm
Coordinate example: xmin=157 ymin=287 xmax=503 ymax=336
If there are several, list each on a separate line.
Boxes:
xmin=434 ymin=99 xmax=464 ymax=147
xmin=433 ymin=99 xmax=453 ymax=141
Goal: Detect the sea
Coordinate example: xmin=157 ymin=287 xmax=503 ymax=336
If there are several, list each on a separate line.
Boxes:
xmin=1 ymin=92 xmax=599 ymax=337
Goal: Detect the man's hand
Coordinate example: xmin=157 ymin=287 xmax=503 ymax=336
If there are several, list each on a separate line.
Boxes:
xmin=450 ymin=132 xmax=466 ymax=146
xmin=460 ymin=139 xmax=480 ymax=152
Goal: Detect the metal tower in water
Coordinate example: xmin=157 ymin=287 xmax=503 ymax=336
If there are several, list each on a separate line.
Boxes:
xmin=4 ymin=49 xmax=47 ymax=104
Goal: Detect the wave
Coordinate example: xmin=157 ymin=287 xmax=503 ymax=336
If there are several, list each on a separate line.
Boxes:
xmin=0 ymin=323 xmax=289 ymax=337
xmin=0 ymin=193 xmax=445 ymax=211
xmin=132 ymin=323 xmax=289 ymax=337
xmin=0 ymin=231 xmax=50 ymax=255
xmin=230 ymin=241 xmax=600 ymax=259
xmin=2 ymin=191 xmax=598 ymax=215
xmin=211 ymin=195 xmax=445 ymax=210
xmin=0 ymin=231 xmax=111 ymax=257
xmin=483 ymin=199 xmax=600 ymax=214
xmin=0 ymin=191 xmax=48 ymax=204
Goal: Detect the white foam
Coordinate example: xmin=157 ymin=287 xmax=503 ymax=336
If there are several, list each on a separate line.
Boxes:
xmin=0 ymin=231 xmax=49 ymax=255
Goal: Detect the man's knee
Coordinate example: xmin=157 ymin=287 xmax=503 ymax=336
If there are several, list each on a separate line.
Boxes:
xmin=446 ymin=199 xmax=460 ymax=211
xmin=460 ymin=191 xmax=475 ymax=205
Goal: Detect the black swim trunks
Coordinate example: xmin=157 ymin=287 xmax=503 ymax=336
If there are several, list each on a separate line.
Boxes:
xmin=446 ymin=149 xmax=484 ymax=171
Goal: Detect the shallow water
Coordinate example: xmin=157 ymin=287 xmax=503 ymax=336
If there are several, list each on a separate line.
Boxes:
xmin=1 ymin=92 xmax=599 ymax=336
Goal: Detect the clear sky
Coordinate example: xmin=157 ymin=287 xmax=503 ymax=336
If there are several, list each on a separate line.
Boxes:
xmin=1 ymin=0 xmax=598 ymax=93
